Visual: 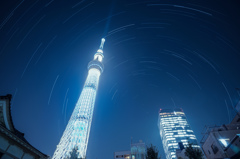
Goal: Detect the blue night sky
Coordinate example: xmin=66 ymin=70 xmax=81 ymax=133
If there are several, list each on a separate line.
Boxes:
xmin=0 ymin=0 xmax=240 ymax=158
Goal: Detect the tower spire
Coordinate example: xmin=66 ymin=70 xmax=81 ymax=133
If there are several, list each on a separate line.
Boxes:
xmin=53 ymin=38 xmax=105 ymax=159
xmin=99 ymin=38 xmax=105 ymax=50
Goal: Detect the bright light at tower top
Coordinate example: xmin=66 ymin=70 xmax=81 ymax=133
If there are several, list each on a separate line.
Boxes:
xmin=99 ymin=38 xmax=105 ymax=50
xmin=95 ymin=38 xmax=105 ymax=62
xmin=97 ymin=38 xmax=105 ymax=54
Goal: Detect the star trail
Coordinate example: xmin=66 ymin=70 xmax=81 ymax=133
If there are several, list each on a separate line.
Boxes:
xmin=0 ymin=0 xmax=240 ymax=158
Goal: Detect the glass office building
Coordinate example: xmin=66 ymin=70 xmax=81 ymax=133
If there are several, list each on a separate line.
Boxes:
xmin=158 ymin=108 xmax=199 ymax=159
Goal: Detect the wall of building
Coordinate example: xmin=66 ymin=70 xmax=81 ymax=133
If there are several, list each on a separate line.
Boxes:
xmin=225 ymin=136 xmax=240 ymax=158
xmin=158 ymin=108 xmax=200 ymax=159
xmin=114 ymin=151 xmax=131 ymax=159
xmin=0 ymin=135 xmax=35 ymax=159
xmin=203 ymin=132 xmax=227 ymax=158
xmin=176 ymin=149 xmax=187 ymax=159
xmin=0 ymin=95 xmax=48 ymax=159
xmin=131 ymin=142 xmax=146 ymax=159
xmin=202 ymin=126 xmax=240 ymax=158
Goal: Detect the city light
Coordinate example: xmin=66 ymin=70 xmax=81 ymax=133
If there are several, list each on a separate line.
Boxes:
xmin=158 ymin=108 xmax=199 ymax=159
xmin=219 ymin=139 xmax=230 ymax=147
xmin=52 ymin=39 xmax=105 ymax=159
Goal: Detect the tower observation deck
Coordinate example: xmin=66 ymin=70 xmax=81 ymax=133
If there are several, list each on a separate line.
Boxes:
xmin=53 ymin=38 xmax=105 ymax=159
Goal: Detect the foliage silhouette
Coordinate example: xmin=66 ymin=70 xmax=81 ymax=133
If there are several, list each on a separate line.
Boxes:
xmin=184 ymin=143 xmax=204 ymax=159
xmin=146 ymin=144 xmax=161 ymax=159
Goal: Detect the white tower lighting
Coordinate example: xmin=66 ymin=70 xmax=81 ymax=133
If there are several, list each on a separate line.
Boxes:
xmin=53 ymin=38 xmax=105 ymax=159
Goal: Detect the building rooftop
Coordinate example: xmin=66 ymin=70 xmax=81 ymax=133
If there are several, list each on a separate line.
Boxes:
xmin=0 ymin=94 xmax=49 ymax=158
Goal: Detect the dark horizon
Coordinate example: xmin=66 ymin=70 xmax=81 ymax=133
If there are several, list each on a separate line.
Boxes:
xmin=0 ymin=0 xmax=240 ymax=158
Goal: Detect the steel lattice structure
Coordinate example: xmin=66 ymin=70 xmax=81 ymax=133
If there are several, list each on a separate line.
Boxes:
xmin=53 ymin=38 xmax=105 ymax=159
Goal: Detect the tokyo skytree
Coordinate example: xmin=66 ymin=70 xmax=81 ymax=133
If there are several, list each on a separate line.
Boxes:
xmin=53 ymin=38 xmax=105 ymax=159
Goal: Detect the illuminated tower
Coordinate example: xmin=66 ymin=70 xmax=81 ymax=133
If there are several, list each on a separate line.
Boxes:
xmin=53 ymin=38 xmax=105 ymax=159
xmin=158 ymin=108 xmax=199 ymax=159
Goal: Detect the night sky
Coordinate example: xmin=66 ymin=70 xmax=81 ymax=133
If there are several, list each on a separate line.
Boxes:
xmin=0 ymin=0 xmax=240 ymax=158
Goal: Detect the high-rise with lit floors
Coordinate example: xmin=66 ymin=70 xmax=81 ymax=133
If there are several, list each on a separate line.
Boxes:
xmin=158 ymin=108 xmax=199 ymax=159
xmin=53 ymin=38 xmax=106 ymax=159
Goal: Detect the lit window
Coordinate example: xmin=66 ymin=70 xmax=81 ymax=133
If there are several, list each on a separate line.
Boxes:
xmin=219 ymin=139 xmax=230 ymax=147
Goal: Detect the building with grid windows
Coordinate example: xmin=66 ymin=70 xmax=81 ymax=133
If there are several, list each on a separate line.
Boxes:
xmin=158 ymin=108 xmax=199 ymax=159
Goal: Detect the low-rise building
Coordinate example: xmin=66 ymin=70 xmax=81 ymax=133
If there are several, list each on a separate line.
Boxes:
xmin=0 ymin=94 xmax=49 ymax=159
xmin=114 ymin=140 xmax=146 ymax=159
xmin=114 ymin=151 xmax=131 ymax=159
xmin=175 ymin=142 xmax=206 ymax=159
xmin=176 ymin=149 xmax=186 ymax=159
xmin=131 ymin=141 xmax=146 ymax=159
xmin=201 ymin=101 xmax=240 ymax=159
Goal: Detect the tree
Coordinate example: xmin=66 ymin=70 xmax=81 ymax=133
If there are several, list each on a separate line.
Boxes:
xmin=184 ymin=143 xmax=204 ymax=159
xmin=68 ymin=146 xmax=86 ymax=159
xmin=146 ymin=144 xmax=161 ymax=159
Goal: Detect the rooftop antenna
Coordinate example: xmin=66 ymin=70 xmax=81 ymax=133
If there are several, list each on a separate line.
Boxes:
xmin=99 ymin=38 xmax=105 ymax=50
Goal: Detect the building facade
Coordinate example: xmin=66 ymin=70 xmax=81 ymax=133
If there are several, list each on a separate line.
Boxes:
xmin=201 ymin=101 xmax=240 ymax=159
xmin=158 ymin=108 xmax=199 ymax=159
xmin=114 ymin=151 xmax=131 ymax=159
xmin=131 ymin=142 xmax=146 ymax=159
xmin=53 ymin=38 xmax=106 ymax=159
xmin=0 ymin=94 xmax=49 ymax=159
xmin=114 ymin=141 xmax=146 ymax=159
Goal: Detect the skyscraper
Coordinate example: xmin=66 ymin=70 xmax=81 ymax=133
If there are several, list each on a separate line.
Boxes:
xmin=53 ymin=38 xmax=105 ymax=159
xmin=158 ymin=108 xmax=199 ymax=159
